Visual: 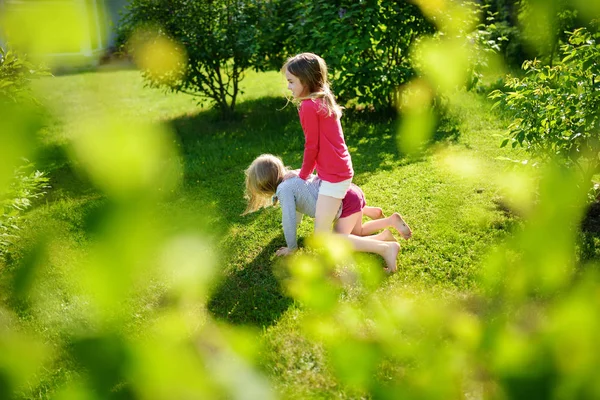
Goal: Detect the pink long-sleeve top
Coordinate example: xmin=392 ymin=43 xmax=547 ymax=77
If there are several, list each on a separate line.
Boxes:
xmin=297 ymin=98 xmax=354 ymax=183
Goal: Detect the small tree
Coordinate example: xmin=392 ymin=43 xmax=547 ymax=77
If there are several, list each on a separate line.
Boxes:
xmin=120 ymin=0 xmax=259 ymax=118
xmin=490 ymin=27 xmax=600 ymax=178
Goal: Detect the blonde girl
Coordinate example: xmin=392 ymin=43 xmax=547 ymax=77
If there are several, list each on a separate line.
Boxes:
xmin=243 ymin=154 xmax=412 ymax=273
xmin=282 ymin=53 xmax=353 ymax=234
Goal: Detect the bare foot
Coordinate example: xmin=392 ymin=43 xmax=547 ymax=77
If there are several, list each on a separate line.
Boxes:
xmin=392 ymin=213 xmax=412 ymax=240
xmin=382 ymin=242 xmax=400 ymax=273
xmin=376 ymin=229 xmax=396 ymax=242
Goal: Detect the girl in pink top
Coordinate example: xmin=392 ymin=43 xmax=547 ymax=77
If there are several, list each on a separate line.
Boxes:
xmin=282 ymin=52 xmax=354 ymax=233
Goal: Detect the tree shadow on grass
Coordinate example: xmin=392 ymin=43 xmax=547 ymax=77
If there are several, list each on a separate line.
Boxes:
xmin=343 ymin=106 xmax=461 ymax=175
xmin=33 ymin=143 xmax=99 ymax=204
xmin=168 ymin=96 xmax=460 ymax=222
xmin=33 ymin=95 xmax=459 ymax=213
xmin=51 ymin=60 xmax=137 ymax=77
xmin=29 ymin=95 xmax=462 ymax=328
xmin=489 ymin=197 xmax=600 ymax=268
xmin=579 ymin=201 xmax=600 ymax=265
xmin=170 ymin=97 xmax=462 ymax=326
xmin=207 ymin=235 xmax=293 ymax=327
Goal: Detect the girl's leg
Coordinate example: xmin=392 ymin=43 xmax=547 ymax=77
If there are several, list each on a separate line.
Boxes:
xmin=315 ymin=194 xmax=343 ymax=233
xmin=341 ymin=234 xmax=400 ymax=273
xmin=334 ymin=211 xmax=363 ymax=234
xmin=359 ymin=212 xmax=412 ymax=239
xmin=335 ymin=212 xmax=396 ymax=241
xmin=371 ymin=229 xmax=395 ymax=242
xmin=363 ymin=206 xmax=384 ymax=220
xmin=334 ymin=213 xmax=399 ymax=271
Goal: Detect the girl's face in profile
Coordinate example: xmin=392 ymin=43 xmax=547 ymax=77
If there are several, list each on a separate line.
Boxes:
xmin=285 ymin=69 xmax=307 ymax=98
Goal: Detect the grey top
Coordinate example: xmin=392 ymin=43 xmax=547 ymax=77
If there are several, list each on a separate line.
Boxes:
xmin=275 ymin=175 xmax=342 ymax=249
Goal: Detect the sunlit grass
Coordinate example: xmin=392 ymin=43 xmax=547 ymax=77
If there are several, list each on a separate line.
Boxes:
xmin=32 ymin=69 xmax=285 ymax=143
xmin=5 ymin=66 xmax=571 ymax=398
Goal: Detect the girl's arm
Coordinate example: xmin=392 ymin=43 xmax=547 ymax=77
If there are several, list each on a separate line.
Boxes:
xmin=275 ymin=211 xmax=302 ymax=256
xmin=298 ymin=101 xmax=320 ymax=180
xmin=296 ymin=211 xmax=303 ymax=228
xmin=276 ymin=186 xmax=300 ymax=250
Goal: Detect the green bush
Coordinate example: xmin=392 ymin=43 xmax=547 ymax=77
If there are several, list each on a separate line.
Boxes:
xmin=417 ymin=2 xmax=507 ymax=93
xmin=478 ymin=0 xmax=581 ymax=68
xmin=478 ymin=0 xmax=526 ymax=66
xmin=465 ymin=10 xmax=505 ymax=92
xmin=255 ymin=0 xmax=434 ymax=112
xmin=119 ymin=0 xmax=260 ymax=118
xmin=489 ymin=27 xmax=600 ymax=177
xmin=518 ymin=0 xmax=578 ymax=66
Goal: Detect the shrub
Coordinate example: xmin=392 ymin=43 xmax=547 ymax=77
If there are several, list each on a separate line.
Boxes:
xmin=418 ymin=2 xmax=507 ymax=93
xmin=489 ymin=27 xmax=600 ymax=178
xmin=517 ymin=0 xmax=578 ymax=67
xmin=478 ymin=0 xmax=526 ymax=66
xmin=478 ymin=0 xmax=580 ymax=68
xmin=119 ymin=0 xmax=260 ymax=118
xmin=255 ymin=0 xmax=434 ymax=112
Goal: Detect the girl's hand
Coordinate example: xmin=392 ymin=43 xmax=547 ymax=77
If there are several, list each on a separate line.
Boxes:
xmin=283 ymin=170 xmax=300 ymax=181
xmin=275 ymin=247 xmax=295 ymax=257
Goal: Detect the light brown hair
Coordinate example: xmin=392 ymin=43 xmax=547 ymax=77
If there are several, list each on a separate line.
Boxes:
xmin=243 ymin=154 xmax=286 ymax=215
xmin=282 ymin=52 xmax=342 ymax=119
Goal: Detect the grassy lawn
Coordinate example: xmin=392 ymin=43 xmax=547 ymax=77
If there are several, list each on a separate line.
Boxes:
xmin=3 ymin=67 xmax=566 ymax=398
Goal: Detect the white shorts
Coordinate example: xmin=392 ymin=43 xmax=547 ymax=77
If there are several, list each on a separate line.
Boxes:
xmin=319 ymin=178 xmax=353 ymax=199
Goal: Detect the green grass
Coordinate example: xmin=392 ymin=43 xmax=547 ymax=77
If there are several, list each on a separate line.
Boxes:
xmin=2 ymin=68 xmax=549 ymax=398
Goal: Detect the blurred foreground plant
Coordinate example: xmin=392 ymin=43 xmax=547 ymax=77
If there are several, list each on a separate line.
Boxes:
xmin=2 ymin=0 xmax=600 ymax=398
xmin=1 ymin=5 xmax=274 ymax=397
xmin=398 ymin=0 xmax=504 ymax=155
xmin=0 ymin=164 xmax=49 ymax=261
xmin=0 ymin=113 xmax=275 ymax=398
xmin=271 ymin=1 xmax=600 ymax=398
xmin=278 ymin=161 xmax=600 ymax=398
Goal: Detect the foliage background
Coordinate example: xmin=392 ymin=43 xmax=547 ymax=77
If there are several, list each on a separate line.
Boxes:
xmin=254 ymin=0 xmax=435 ymax=112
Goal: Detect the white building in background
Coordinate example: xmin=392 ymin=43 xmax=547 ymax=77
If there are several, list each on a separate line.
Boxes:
xmin=0 ymin=0 xmax=129 ymax=66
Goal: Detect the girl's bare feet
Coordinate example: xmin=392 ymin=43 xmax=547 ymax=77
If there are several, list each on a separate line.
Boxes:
xmin=382 ymin=242 xmax=400 ymax=273
xmin=391 ymin=213 xmax=412 ymax=240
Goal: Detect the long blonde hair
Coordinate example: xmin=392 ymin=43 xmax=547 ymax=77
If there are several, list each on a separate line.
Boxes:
xmin=243 ymin=154 xmax=286 ymax=215
xmin=282 ymin=52 xmax=343 ymax=119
